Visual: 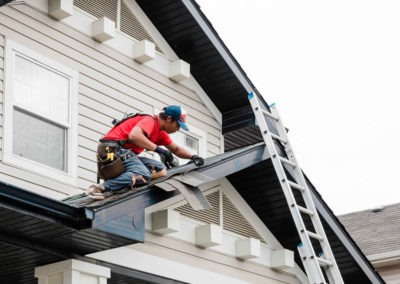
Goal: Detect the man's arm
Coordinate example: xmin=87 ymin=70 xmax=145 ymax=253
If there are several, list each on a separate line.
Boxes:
xmin=165 ymin=142 xmax=193 ymax=159
xmin=129 ymin=126 xmax=157 ymax=151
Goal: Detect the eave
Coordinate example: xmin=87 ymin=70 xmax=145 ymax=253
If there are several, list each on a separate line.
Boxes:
xmin=135 ymin=0 xmax=268 ymax=149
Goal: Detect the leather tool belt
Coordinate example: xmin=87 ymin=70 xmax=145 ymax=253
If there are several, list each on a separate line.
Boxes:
xmin=97 ymin=139 xmax=132 ymax=181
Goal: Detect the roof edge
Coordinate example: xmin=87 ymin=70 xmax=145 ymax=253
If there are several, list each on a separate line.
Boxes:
xmin=0 ymin=181 xmax=94 ymax=229
xmin=303 ymin=175 xmax=385 ymax=284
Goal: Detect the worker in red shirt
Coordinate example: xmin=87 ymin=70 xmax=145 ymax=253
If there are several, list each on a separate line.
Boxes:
xmin=88 ymin=105 xmax=204 ymax=200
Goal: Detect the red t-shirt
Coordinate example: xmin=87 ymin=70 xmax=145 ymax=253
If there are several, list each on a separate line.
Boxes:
xmin=103 ymin=115 xmax=172 ymax=154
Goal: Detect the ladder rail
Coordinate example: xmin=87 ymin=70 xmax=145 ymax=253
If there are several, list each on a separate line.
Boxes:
xmin=249 ymin=94 xmax=327 ymax=283
xmin=269 ymin=104 xmax=344 ymax=283
xmin=248 ymin=92 xmax=344 ymax=284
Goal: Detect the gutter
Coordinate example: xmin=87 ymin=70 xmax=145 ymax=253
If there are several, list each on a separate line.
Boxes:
xmin=0 ymin=181 xmax=94 ymax=229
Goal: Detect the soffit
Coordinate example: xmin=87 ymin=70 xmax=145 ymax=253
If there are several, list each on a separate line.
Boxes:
xmin=135 ymin=0 xmax=269 ymax=142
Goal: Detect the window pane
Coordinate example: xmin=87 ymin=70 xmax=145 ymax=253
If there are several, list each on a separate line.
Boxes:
xmin=13 ymin=110 xmax=67 ymax=171
xmin=13 ymin=54 xmax=69 ymax=124
xmin=185 ymin=135 xmax=199 ymax=155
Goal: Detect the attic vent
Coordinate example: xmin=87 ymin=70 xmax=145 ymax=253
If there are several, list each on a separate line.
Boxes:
xmin=175 ymin=191 xmax=220 ymax=225
xmin=74 ymin=0 xmax=118 ymax=26
xmin=222 ymin=194 xmax=262 ymax=241
xmin=120 ymin=1 xmax=162 ymax=53
xmin=175 ymin=191 xmax=263 ymax=242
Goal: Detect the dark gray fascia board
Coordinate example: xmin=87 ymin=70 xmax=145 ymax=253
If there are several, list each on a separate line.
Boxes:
xmin=305 ymin=177 xmax=385 ymax=284
xmin=281 ymin=165 xmax=384 ymax=284
xmin=182 ymin=0 xmax=254 ymax=94
xmin=91 ymin=142 xmax=269 ymax=226
xmin=182 ymin=0 xmax=269 ymax=110
xmin=0 ymin=181 xmax=94 ymax=229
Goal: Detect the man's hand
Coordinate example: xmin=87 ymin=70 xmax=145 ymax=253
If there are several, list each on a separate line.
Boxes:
xmin=191 ymin=155 xmax=204 ymax=166
xmin=155 ymin=146 xmax=174 ymax=163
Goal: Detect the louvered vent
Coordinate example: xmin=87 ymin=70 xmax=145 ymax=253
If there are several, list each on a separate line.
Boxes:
xmin=175 ymin=191 xmax=220 ymax=225
xmin=222 ymin=194 xmax=262 ymax=241
xmin=74 ymin=0 xmax=118 ymax=26
xmin=120 ymin=1 xmax=162 ymax=53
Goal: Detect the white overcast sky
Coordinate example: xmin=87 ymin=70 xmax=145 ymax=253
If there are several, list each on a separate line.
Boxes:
xmin=196 ymin=0 xmax=400 ymax=215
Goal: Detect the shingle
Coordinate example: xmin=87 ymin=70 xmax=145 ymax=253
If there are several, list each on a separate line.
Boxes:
xmin=338 ymin=203 xmax=400 ymax=256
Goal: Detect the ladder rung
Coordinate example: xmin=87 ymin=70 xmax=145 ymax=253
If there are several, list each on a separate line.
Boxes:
xmin=270 ymin=133 xmax=287 ymax=143
xmin=288 ymin=181 xmax=306 ymax=192
xmin=279 ymin=156 xmax=296 ymax=167
xmin=307 ymin=231 xmax=324 ymax=241
xmin=261 ymin=108 xmax=279 ymax=121
xmin=298 ymin=205 xmax=315 ymax=216
xmin=316 ymin=256 xmax=333 ymax=267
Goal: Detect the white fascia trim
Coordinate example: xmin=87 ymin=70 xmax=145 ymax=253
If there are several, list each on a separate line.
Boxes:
xmin=144 ymin=178 xmax=307 ymax=283
xmin=218 ymin=178 xmax=307 ymax=282
xmin=3 ymin=38 xmax=78 ymax=188
xmin=368 ymin=250 xmax=400 ymax=267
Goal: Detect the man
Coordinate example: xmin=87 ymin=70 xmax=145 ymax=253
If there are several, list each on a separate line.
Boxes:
xmin=88 ymin=105 xmax=205 ymax=200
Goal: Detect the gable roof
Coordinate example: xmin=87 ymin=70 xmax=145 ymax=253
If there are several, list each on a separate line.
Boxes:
xmin=0 ymin=141 xmax=385 ymax=283
xmin=136 ymin=0 xmax=267 ymax=150
xmin=339 ymin=203 xmax=400 ymax=258
xmin=0 ymin=0 xmax=385 ymax=283
xmin=64 ymin=142 xmax=383 ymax=283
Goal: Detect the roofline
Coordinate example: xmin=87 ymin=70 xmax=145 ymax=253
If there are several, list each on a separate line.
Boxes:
xmin=182 ymin=0 xmax=254 ymax=95
xmin=0 ymin=181 xmax=94 ymax=229
xmin=182 ymin=0 xmax=270 ymax=110
xmin=304 ymin=176 xmax=385 ymax=284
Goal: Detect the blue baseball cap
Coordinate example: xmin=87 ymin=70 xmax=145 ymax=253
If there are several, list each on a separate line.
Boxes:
xmin=164 ymin=105 xmax=189 ymax=131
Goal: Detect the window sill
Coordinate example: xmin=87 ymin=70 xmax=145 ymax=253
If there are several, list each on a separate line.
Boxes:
xmin=3 ymin=152 xmax=78 ymax=187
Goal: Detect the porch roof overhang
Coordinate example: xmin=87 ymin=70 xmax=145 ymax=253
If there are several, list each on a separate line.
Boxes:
xmin=0 ymin=143 xmax=384 ymax=283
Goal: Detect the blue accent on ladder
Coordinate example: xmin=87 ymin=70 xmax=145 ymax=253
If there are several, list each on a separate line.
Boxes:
xmin=269 ymin=103 xmax=276 ymax=107
xmin=298 ymin=243 xmax=303 ymax=248
xmin=248 ymin=92 xmax=254 ymax=99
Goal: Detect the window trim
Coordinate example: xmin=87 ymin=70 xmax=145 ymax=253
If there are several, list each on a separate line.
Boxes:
xmin=3 ymin=39 xmax=78 ymax=186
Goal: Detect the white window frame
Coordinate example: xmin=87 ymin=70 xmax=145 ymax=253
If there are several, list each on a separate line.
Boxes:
xmin=3 ymin=39 xmax=78 ymax=186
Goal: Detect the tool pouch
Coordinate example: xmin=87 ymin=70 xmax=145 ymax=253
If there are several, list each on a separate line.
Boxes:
xmin=100 ymin=157 xmax=125 ymax=180
xmin=97 ymin=142 xmax=125 ymax=181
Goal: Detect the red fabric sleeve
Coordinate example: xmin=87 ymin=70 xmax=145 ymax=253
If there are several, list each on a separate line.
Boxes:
xmin=135 ymin=116 xmax=156 ymax=136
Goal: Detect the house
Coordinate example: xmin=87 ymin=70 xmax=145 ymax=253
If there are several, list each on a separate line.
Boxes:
xmin=0 ymin=0 xmax=385 ymax=283
xmin=339 ymin=203 xmax=400 ymax=284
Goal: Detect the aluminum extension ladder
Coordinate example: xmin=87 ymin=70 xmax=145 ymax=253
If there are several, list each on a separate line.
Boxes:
xmin=248 ymin=92 xmax=344 ymax=284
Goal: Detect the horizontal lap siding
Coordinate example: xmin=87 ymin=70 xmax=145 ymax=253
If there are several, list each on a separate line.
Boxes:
xmin=0 ymin=35 xmax=3 ymax=160
xmin=0 ymin=5 xmax=222 ymax=196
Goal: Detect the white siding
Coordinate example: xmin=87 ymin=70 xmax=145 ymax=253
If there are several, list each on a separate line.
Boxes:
xmin=0 ymin=4 xmax=222 ymax=198
xmin=0 ymin=35 xmax=4 ymax=160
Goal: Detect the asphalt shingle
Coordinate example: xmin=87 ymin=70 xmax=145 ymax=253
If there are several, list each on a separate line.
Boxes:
xmin=339 ymin=203 xmax=400 ymax=256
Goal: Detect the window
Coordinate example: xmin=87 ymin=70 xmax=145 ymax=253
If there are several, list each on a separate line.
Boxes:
xmin=169 ymin=126 xmax=206 ymax=166
xmin=4 ymin=40 xmax=78 ymax=184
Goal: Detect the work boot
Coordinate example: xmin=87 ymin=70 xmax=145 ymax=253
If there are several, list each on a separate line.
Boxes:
xmin=87 ymin=184 xmax=106 ymax=200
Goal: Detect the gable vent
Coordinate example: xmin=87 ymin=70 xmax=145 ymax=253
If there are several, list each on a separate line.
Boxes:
xmin=222 ymin=194 xmax=262 ymax=241
xmin=74 ymin=0 xmax=118 ymax=26
xmin=175 ymin=191 xmax=220 ymax=225
xmin=120 ymin=1 xmax=162 ymax=53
